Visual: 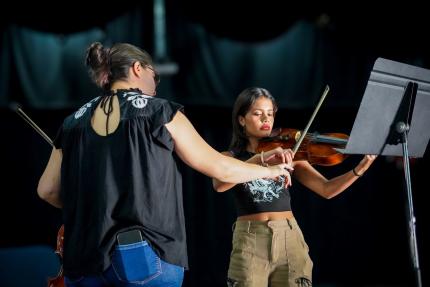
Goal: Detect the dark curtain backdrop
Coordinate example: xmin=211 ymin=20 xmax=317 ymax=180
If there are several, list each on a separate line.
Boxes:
xmin=6 ymin=8 xmax=426 ymax=109
xmin=0 ymin=10 xmax=148 ymax=108
xmin=1 ymin=3 xmax=429 ymax=287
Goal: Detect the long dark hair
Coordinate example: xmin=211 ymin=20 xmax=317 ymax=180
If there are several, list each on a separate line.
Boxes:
xmin=85 ymin=42 xmax=155 ymax=91
xmin=229 ymin=87 xmax=278 ymax=152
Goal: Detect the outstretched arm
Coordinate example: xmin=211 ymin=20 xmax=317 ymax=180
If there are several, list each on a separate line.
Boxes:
xmin=212 ymin=147 xmax=294 ymax=192
xmin=293 ymin=155 xmax=377 ymax=199
xmin=212 ymin=151 xmax=260 ymax=192
xmin=38 ymin=147 xmax=62 ymax=208
xmin=165 ymin=111 xmax=290 ymax=184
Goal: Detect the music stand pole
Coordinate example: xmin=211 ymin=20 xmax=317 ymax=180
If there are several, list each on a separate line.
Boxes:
xmin=397 ymin=123 xmax=422 ymax=287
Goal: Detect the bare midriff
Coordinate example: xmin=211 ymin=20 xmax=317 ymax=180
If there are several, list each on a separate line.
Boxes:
xmin=237 ymin=210 xmax=294 ymax=221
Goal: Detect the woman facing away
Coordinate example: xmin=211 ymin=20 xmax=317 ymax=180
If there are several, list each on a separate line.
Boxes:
xmin=37 ymin=43 xmax=291 ymax=287
xmin=213 ymin=87 xmax=376 ymax=287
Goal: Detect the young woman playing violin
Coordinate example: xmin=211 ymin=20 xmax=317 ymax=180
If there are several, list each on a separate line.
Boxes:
xmin=212 ymin=87 xmax=376 ymax=287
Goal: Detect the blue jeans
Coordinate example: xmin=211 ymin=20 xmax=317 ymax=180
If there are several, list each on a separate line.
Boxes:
xmin=65 ymin=241 xmax=184 ymax=287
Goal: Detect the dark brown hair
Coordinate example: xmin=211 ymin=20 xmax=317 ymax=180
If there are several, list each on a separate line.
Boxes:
xmin=85 ymin=42 xmax=154 ymax=90
xmin=229 ymin=87 xmax=278 ymax=152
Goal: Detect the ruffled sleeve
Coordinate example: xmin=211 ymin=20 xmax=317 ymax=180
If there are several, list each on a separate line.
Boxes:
xmin=150 ymin=100 xmax=184 ymax=150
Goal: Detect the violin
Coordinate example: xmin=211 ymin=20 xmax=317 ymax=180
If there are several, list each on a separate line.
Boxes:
xmin=256 ymin=128 xmax=349 ymax=166
xmin=47 ymin=225 xmax=65 ymax=287
xmin=255 ymin=85 xmax=349 ymax=166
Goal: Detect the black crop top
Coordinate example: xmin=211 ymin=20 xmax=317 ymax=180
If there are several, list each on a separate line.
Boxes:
xmin=230 ymin=150 xmax=292 ymax=216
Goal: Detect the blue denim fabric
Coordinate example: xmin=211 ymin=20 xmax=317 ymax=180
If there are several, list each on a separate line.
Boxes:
xmin=65 ymin=241 xmax=184 ymax=287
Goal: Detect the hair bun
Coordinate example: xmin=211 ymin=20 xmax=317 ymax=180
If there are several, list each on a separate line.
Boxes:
xmin=85 ymin=42 xmax=111 ymax=89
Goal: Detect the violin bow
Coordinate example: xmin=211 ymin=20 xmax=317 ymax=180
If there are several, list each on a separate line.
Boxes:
xmin=10 ymin=102 xmax=55 ymax=147
xmin=292 ymin=85 xmax=330 ymax=154
xmin=11 ymin=103 xmax=66 ymax=287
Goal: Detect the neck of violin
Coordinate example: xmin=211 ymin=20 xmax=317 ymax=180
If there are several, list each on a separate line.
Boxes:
xmin=314 ymin=134 xmax=348 ymax=145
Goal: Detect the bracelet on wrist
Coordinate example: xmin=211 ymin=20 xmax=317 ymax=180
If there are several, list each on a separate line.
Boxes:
xmin=352 ymin=167 xmax=362 ymax=177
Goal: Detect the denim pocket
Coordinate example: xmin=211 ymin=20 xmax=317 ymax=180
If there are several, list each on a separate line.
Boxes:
xmin=111 ymin=241 xmax=162 ymax=283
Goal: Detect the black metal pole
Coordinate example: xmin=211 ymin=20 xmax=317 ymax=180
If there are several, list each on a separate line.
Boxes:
xmin=398 ymin=123 xmax=422 ymax=287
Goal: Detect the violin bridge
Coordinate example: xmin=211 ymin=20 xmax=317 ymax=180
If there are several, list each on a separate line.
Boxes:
xmin=295 ymin=131 xmax=301 ymax=142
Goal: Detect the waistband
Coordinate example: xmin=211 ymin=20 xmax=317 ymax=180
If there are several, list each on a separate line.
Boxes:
xmin=233 ymin=218 xmax=298 ymax=233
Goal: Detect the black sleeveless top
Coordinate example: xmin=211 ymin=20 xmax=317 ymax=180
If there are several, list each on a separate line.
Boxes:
xmin=54 ymin=89 xmax=187 ymax=276
xmin=230 ymin=150 xmax=292 ymax=216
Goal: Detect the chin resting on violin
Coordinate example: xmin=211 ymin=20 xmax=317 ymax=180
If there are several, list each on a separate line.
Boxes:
xmin=212 ymin=87 xmax=376 ymax=287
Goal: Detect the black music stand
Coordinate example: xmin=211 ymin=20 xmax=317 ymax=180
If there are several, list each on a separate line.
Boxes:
xmin=339 ymin=58 xmax=430 ymax=287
